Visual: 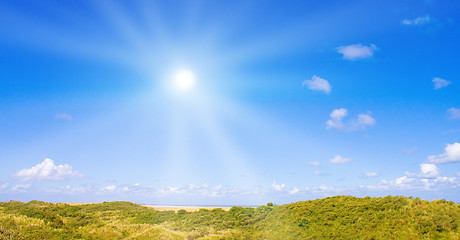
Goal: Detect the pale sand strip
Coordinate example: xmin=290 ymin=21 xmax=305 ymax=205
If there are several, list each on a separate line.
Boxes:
xmin=64 ymin=202 xmax=232 ymax=211
xmin=142 ymin=205 xmax=232 ymax=212
xmin=65 ymin=202 xmax=94 ymax=205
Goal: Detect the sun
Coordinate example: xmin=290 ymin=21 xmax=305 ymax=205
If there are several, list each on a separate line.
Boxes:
xmin=173 ymin=69 xmax=196 ymax=91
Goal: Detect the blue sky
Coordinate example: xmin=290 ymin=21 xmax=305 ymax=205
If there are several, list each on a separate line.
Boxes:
xmin=0 ymin=0 xmax=459 ymax=205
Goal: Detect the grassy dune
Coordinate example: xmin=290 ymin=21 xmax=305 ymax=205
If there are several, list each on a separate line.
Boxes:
xmin=1 ymin=196 xmax=459 ymax=239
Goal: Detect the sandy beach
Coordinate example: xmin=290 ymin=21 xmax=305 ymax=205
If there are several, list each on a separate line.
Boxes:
xmin=64 ymin=202 xmax=232 ymax=211
xmin=142 ymin=205 xmax=232 ymax=212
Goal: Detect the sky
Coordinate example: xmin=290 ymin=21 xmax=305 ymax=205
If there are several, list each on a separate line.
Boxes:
xmin=0 ymin=0 xmax=459 ymax=205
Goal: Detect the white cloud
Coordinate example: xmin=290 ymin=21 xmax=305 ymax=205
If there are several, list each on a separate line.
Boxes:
xmin=364 ymin=172 xmax=378 ymax=178
xmin=337 ymin=44 xmax=377 ymax=60
xmin=308 ymin=161 xmax=321 ymax=167
xmin=13 ymin=158 xmax=83 ymax=181
xmin=303 ymin=75 xmax=331 ymax=94
xmin=101 ymin=185 xmax=117 ymax=191
xmin=419 ymin=164 xmax=441 ymax=178
xmin=428 ymin=143 xmax=460 ymax=163
xmin=447 ymin=107 xmax=460 ymax=120
xmin=326 ymin=108 xmax=375 ymax=131
xmin=326 ymin=108 xmax=347 ymax=129
xmin=55 ymin=113 xmax=73 ymax=121
xmin=405 ymin=163 xmax=441 ymax=179
xmin=330 ymin=108 xmax=348 ymax=118
xmin=433 ymin=77 xmax=451 ymax=89
xmin=329 ymin=155 xmax=351 ymax=164
xmin=356 ymin=113 xmax=376 ymax=126
xmin=402 ymin=15 xmax=431 ymax=25
xmin=271 ymin=181 xmax=285 ymax=191
xmin=288 ymin=187 xmax=300 ymax=195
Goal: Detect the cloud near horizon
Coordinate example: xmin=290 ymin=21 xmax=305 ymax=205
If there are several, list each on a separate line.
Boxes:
xmin=329 ymin=155 xmax=351 ymax=164
xmin=303 ymin=75 xmax=331 ymax=94
xmin=12 ymin=158 xmax=83 ymax=181
xmin=271 ymin=181 xmax=285 ymax=191
xmin=4 ymin=177 xmax=459 ymax=204
xmin=288 ymin=187 xmax=300 ymax=195
xmin=418 ymin=164 xmax=441 ymax=178
xmin=337 ymin=44 xmax=377 ymax=60
xmin=428 ymin=143 xmax=460 ymax=164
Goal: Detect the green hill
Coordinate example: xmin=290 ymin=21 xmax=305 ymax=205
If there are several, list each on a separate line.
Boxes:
xmin=1 ymin=196 xmax=459 ymax=239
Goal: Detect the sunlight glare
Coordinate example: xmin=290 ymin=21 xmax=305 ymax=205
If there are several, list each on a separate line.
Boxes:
xmin=173 ymin=69 xmax=196 ymax=91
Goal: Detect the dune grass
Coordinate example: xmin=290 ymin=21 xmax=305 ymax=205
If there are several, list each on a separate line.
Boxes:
xmin=1 ymin=196 xmax=459 ymax=239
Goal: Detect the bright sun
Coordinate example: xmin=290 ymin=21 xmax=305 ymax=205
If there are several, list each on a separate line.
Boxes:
xmin=173 ymin=69 xmax=196 ymax=91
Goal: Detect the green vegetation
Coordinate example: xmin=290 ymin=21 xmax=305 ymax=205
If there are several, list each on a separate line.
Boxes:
xmin=1 ymin=196 xmax=459 ymax=239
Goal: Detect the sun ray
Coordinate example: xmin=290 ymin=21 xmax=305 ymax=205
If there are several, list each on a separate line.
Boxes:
xmin=91 ymin=0 xmax=150 ymax=51
xmin=188 ymin=96 xmax=260 ymax=186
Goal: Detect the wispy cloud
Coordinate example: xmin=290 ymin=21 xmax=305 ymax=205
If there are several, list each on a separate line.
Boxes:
xmin=12 ymin=158 xmax=83 ymax=181
xmin=0 ymin=183 xmax=8 ymax=192
xmin=11 ymin=184 xmax=31 ymax=192
xmin=326 ymin=108 xmax=376 ymax=131
xmin=101 ymin=185 xmax=117 ymax=191
xmin=364 ymin=172 xmax=378 ymax=178
xmin=337 ymin=44 xmax=377 ymax=60
xmin=55 ymin=113 xmax=73 ymax=121
xmin=402 ymin=147 xmax=417 ymax=154
xmin=329 ymin=155 xmax=351 ymax=164
xmin=308 ymin=161 xmax=321 ymax=167
xmin=402 ymin=15 xmax=431 ymax=25
xmin=432 ymin=77 xmax=451 ymax=89
xmin=303 ymin=75 xmax=331 ymax=94
xmin=428 ymin=143 xmax=460 ymax=163
xmin=447 ymin=107 xmax=460 ymax=120
xmin=314 ymin=170 xmax=331 ymax=176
